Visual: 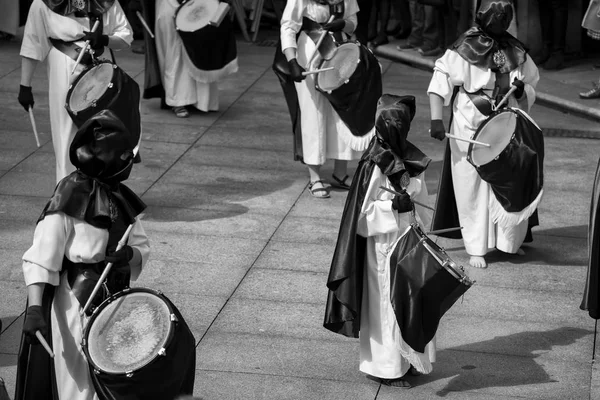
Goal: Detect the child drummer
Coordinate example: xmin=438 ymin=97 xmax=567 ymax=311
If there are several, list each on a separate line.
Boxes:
xmin=324 ymin=94 xmax=435 ymax=388
xmin=15 ymin=110 xmax=150 ymax=400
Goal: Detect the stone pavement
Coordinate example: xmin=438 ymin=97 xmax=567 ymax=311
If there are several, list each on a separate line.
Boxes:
xmin=0 ymin=30 xmax=599 ymax=400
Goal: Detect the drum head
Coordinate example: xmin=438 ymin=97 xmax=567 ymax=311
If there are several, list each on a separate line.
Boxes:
xmin=470 ymin=110 xmax=517 ymax=167
xmin=86 ymin=290 xmax=173 ymax=374
xmin=317 ymin=43 xmax=360 ymax=92
xmin=69 ymin=63 xmax=114 ymax=112
xmin=175 ymin=0 xmax=219 ymax=32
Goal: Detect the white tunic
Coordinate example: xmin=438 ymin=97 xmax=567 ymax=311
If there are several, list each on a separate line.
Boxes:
xmin=22 ymin=213 xmax=150 ymax=400
xmin=357 ymin=166 xmax=436 ymax=379
xmin=280 ymin=0 xmax=363 ymax=165
xmin=20 ymin=0 xmax=132 ymax=183
xmin=427 ymin=49 xmax=540 ymax=256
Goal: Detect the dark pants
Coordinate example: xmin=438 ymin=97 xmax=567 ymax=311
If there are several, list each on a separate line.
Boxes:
xmin=356 ymin=0 xmax=373 ymax=45
xmin=538 ymin=0 xmax=569 ymax=52
xmin=406 ymin=0 xmax=443 ymax=49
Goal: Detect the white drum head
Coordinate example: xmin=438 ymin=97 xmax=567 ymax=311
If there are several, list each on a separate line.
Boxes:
xmin=86 ymin=291 xmax=172 ymax=374
xmin=317 ymin=43 xmax=360 ymax=92
xmin=69 ymin=63 xmax=114 ymax=112
xmin=470 ymin=110 xmax=517 ymax=167
xmin=175 ymin=0 xmax=219 ymax=32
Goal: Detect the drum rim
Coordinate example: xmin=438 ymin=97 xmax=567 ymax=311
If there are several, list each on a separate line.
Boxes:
xmin=174 ymin=0 xmax=220 ymax=32
xmin=82 ymin=287 xmax=177 ymax=376
xmin=65 ymin=60 xmax=116 ymax=114
xmin=316 ymin=43 xmax=361 ymax=92
xmin=468 ymin=108 xmax=518 ymax=167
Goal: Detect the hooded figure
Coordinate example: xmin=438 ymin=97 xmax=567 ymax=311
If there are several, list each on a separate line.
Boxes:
xmin=324 ymin=94 xmax=435 ymax=387
xmin=427 ymin=0 xmax=540 ymax=269
xmin=14 ymin=110 xmax=153 ymax=400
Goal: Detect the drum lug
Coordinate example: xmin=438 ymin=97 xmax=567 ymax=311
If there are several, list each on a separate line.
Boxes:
xmin=113 ymin=64 xmax=117 ymax=69
xmin=158 ymin=348 xmax=167 ymax=357
xmin=94 ymin=369 xmax=101 ymax=375
xmin=108 ymin=83 xmax=113 ymax=89
xmin=170 ymin=313 xmax=178 ymax=322
xmin=126 ymin=371 xmax=134 ymax=378
xmin=91 ymin=101 xmax=97 ymax=108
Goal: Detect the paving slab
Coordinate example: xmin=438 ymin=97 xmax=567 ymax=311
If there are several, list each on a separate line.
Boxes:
xmin=253 ymin=241 xmax=336 ymax=273
xmin=271 ymin=215 xmax=344 ymax=246
xmin=0 ymin=354 xmax=17 ymax=399
xmin=196 ymin=125 xmax=293 ymax=153
xmin=183 ymin=144 xmax=297 ymax=171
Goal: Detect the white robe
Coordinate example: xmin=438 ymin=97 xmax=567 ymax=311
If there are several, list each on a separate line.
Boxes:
xmin=280 ymin=0 xmax=363 ymax=165
xmin=357 ymin=166 xmax=436 ymax=379
xmin=427 ymin=49 xmax=540 ymax=256
xmin=20 ymin=0 xmax=133 ymax=183
xmin=22 ymin=213 xmax=150 ymax=400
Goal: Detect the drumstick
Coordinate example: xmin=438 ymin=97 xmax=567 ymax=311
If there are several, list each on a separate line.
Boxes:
xmin=427 ymin=226 xmax=463 ymax=235
xmin=80 ymin=223 xmax=135 ymax=316
xmin=136 ymin=11 xmax=155 ymax=39
xmin=35 ymin=331 xmax=55 ymax=358
xmin=445 ymin=133 xmax=490 ymax=148
xmin=379 ymin=186 xmax=435 ymax=211
xmin=306 ymin=15 xmax=335 ymax=68
xmin=493 ymin=85 xmax=518 ymax=111
xmin=71 ymin=20 xmax=100 ymax=75
xmin=301 ymin=66 xmax=334 ymax=76
xmin=28 ymin=107 xmax=41 ymax=147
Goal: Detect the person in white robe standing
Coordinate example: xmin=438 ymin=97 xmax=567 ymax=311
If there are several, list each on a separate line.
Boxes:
xmin=427 ymin=0 xmax=540 ymax=269
xmin=280 ymin=0 xmax=364 ymax=198
xmin=18 ymin=0 xmax=133 ymax=184
xmin=324 ymin=95 xmax=435 ymax=388
xmin=15 ymin=110 xmax=149 ymax=400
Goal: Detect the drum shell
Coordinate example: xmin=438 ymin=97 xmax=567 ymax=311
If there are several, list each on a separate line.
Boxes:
xmin=84 ymin=288 xmax=196 ymax=400
xmin=66 ymin=62 xmax=141 ymax=139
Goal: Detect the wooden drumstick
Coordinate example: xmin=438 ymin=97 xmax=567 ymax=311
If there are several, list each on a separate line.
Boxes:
xmin=379 ymin=186 xmax=435 ymax=211
xmin=306 ymin=15 xmax=335 ymax=68
xmin=28 ymin=107 xmax=41 ymax=147
xmin=445 ymin=133 xmax=490 ymax=148
xmin=427 ymin=226 xmax=463 ymax=235
xmin=35 ymin=331 xmax=55 ymax=358
xmin=71 ymin=20 xmax=100 ymax=75
xmin=301 ymin=66 xmax=335 ymax=76
xmin=80 ymin=223 xmax=134 ymax=316
xmin=136 ymin=11 xmax=155 ymax=39
xmin=493 ymin=85 xmax=518 ymax=111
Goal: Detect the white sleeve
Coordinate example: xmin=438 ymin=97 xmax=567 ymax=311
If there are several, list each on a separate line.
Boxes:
xmin=427 ymin=49 xmax=468 ymax=106
xmin=22 ymin=213 xmax=72 ymax=286
xmin=512 ymin=54 xmax=539 ymax=112
xmin=280 ymin=0 xmax=304 ymax=51
xmin=106 ymin=0 xmax=133 ymax=46
xmin=20 ymin=0 xmax=52 ymax=61
xmin=343 ymin=0 xmax=358 ymax=33
xmin=357 ymin=168 xmax=401 ymax=238
xmin=127 ymin=219 xmax=150 ymax=281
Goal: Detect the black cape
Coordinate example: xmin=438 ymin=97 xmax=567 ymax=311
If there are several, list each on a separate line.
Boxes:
xmin=581 ymin=157 xmax=600 ymax=319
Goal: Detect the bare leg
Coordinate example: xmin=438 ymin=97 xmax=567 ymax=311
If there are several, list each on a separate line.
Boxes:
xmin=469 ymin=255 xmax=487 ymax=269
xmin=307 ymin=164 xmax=330 ymax=198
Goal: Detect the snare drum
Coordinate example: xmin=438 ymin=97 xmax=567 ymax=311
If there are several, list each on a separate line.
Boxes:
xmin=314 ymin=42 xmax=382 ymax=139
xmin=66 ymin=61 xmax=141 ymax=138
xmin=467 ymin=108 xmax=544 ymax=214
xmin=82 ymin=287 xmax=195 ymax=399
xmin=388 ymin=224 xmax=473 ymax=353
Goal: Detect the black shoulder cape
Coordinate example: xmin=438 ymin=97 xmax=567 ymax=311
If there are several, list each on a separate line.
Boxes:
xmin=41 ymin=0 xmax=114 ymax=15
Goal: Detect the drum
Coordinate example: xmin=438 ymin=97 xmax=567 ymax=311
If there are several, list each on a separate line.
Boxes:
xmin=174 ymin=0 xmax=219 ymax=32
xmin=82 ymin=287 xmax=196 ymax=399
xmin=467 ymin=108 xmax=544 ymax=215
xmin=66 ymin=61 xmax=141 ymax=139
xmin=388 ymin=224 xmax=473 ymax=353
xmin=314 ymin=42 xmax=382 ymax=140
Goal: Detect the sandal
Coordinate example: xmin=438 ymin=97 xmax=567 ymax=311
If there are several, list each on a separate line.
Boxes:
xmin=172 ymin=106 xmax=189 ymax=118
xmin=308 ymin=180 xmax=330 ymax=198
xmin=331 ymin=174 xmax=351 ymax=190
xmin=366 ymin=375 xmax=411 ymax=388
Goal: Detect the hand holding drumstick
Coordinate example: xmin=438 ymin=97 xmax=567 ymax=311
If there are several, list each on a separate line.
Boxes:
xmin=71 ymin=19 xmax=101 ymax=75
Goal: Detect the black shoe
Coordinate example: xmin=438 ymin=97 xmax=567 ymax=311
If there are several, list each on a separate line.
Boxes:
xmin=532 ymin=46 xmax=551 ymax=65
xmin=542 ymin=51 xmax=565 ymax=70
xmin=369 ymin=32 xmax=389 ymax=48
xmin=579 ymin=82 xmax=600 ymax=99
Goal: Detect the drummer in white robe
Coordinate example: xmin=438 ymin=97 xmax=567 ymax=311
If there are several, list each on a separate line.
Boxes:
xmin=17 ymin=111 xmax=149 ymax=400
xmin=18 ymin=0 xmax=132 ymax=184
xmin=427 ymin=0 xmax=539 ymax=268
xmin=280 ymin=0 xmax=363 ymax=198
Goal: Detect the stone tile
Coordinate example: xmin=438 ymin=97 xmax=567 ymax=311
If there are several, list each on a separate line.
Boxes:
xmin=0 ymin=246 xmax=29 ymax=283
xmin=0 ymin=354 xmax=17 ymax=399
xmin=196 ymin=332 xmax=362 ymax=382
xmin=271 ymin=216 xmax=342 ymax=246
xmin=183 ymin=144 xmax=297 ymax=171
xmin=192 ymin=370 xmax=379 ymax=400
xmin=141 ymin=122 xmax=209 ymax=144
xmin=0 ymin=282 xmax=26 ymax=328
xmin=196 ymin=126 xmax=292 ymax=153
xmin=232 ymin=269 xmax=327 ymax=305
xmin=0 ymin=314 xmax=23 ymax=355
xmin=253 ymin=241 xmax=336 ymax=273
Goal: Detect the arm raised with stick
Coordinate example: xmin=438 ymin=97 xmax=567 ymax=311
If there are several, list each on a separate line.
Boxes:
xmin=71 ymin=19 xmax=101 ymax=75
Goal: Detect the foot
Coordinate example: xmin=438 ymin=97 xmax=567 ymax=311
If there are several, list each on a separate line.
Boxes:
xmin=397 ymin=41 xmax=421 ymax=51
xmin=380 ymin=378 xmax=411 ymax=388
xmin=408 ymin=365 xmax=422 ymax=376
xmin=532 ymin=47 xmax=551 ymax=65
xmin=331 ymin=174 xmax=351 ymax=190
xmin=308 ymin=180 xmax=330 ymax=198
xmin=418 ymin=46 xmax=444 ymax=57
xmin=369 ymin=32 xmax=389 ymax=48
xmin=579 ymin=81 xmax=600 ymax=99
xmin=469 ymin=256 xmax=487 ymax=269
xmin=172 ymin=106 xmax=189 ymax=118
xmin=515 ymin=248 xmax=525 ymax=256
xmin=542 ymin=51 xmax=565 ymax=70
xmin=131 ymin=43 xmax=146 ymax=54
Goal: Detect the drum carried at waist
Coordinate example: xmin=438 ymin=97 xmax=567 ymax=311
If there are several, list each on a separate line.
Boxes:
xmin=388 ymin=223 xmax=473 ymax=353
xmin=82 ymin=287 xmax=196 ymax=399
xmin=174 ymin=0 xmax=238 ymax=82
xmin=467 ymin=108 xmax=544 ymax=227
xmin=65 ymin=60 xmax=141 ymax=139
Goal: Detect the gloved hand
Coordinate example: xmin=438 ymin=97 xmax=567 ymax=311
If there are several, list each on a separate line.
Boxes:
xmin=105 ymin=245 xmax=134 ymax=271
xmin=430 ymin=119 xmax=446 ymax=141
xmin=511 ymin=78 xmax=525 ymax=99
xmin=323 ymin=19 xmax=345 ymax=32
xmin=288 ymin=58 xmax=306 ymax=82
xmin=391 ymin=190 xmax=413 ymax=213
xmin=23 ymin=305 xmax=47 ymax=344
xmin=18 ymin=85 xmax=34 ymax=112
xmin=82 ymin=21 xmax=109 ymax=51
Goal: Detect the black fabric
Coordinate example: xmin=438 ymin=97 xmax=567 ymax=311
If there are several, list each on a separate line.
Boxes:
xmin=87 ymin=290 xmax=196 ymax=400
xmin=471 ymin=109 xmax=544 ymax=213
xmin=139 ymin=0 xmax=164 ymax=99
xmin=41 ymin=0 xmax=114 ymax=15
xmin=389 ymin=224 xmax=472 ymax=352
xmin=66 ymin=63 xmax=141 ymax=141
xmin=49 ymin=38 xmax=95 ymax=65
xmin=20 ymin=0 xmax=34 ymax=25
xmin=581 ymin=157 xmax=600 ymax=319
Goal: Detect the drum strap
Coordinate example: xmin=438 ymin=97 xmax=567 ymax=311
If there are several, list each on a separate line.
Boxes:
xmin=49 ymin=38 xmax=95 ymax=66
xmin=464 ymin=88 xmax=494 ymax=116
